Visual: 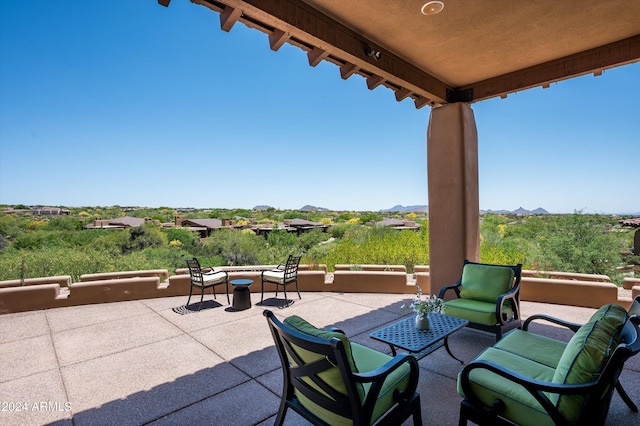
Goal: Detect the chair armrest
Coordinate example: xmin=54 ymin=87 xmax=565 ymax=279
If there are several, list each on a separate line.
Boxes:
xmin=325 ymin=327 xmax=346 ymax=334
xmin=354 ymin=353 xmax=419 ymax=406
xmin=459 ymin=359 xmax=596 ymax=426
xmin=439 ymin=280 xmax=462 ymax=299
xmin=495 ymin=285 xmax=521 ymax=325
xmin=522 ymin=314 xmax=583 ymax=333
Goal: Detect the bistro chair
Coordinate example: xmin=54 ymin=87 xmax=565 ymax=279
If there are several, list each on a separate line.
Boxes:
xmin=439 ymin=259 xmax=522 ymax=341
xmin=264 ymin=310 xmax=422 ymax=425
xmin=183 ymin=256 xmax=229 ymax=310
xmin=261 ymin=254 xmax=302 ymax=306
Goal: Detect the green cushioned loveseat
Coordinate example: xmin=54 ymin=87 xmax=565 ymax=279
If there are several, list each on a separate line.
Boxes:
xmin=457 ymin=296 xmax=640 ymax=426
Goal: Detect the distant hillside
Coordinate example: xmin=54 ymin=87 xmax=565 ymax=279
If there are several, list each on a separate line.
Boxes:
xmin=379 ymin=204 xmax=550 ymax=214
xmin=380 ymin=205 xmax=428 ymax=213
xmin=299 ymin=205 xmax=330 ymax=212
xmin=482 ymin=207 xmax=550 ymax=215
xmin=253 ymin=205 xmax=273 ymax=211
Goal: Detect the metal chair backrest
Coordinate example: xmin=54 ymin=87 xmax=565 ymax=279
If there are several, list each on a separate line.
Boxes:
xmin=184 ymin=257 xmax=204 ymax=285
xmin=283 ymin=254 xmax=302 ymax=282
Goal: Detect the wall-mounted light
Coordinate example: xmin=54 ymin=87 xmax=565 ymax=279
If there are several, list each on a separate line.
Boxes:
xmin=365 ymin=45 xmax=381 ymax=61
xmin=421 ymin=1 xmax=444 ymax=15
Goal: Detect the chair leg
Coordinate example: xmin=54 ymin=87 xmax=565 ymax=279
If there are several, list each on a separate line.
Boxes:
xmin=186 ymin=285 xmax=194 ymax=307
xmin=274 ymin=401 xmax=288 ymax=426
xmin=616 ymin=380 xmax=639 ymax=412
xmin=295 ymin=280 xmax=301 ymax=300
xmin=198 ymin=286 xmax=205 ymax=311
xmin=412 ymin=397 xmax=422 ymax=426
xmin=225 ymin=282 xmax=230 ymax=305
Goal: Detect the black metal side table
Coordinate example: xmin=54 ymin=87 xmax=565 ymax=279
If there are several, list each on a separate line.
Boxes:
xmin=370 ymin=313 xmax=468 ymax=363
xmin=231 ymin=279 xmax=253 ymax=311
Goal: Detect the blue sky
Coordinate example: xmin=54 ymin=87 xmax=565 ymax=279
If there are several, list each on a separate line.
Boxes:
xmin=1 ymin=0 xmax=638 ymax=214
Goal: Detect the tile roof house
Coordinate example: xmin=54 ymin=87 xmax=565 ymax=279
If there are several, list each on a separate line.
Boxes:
xmin=375 ymin=218 xmax=420 ymax=231
xmin=84 ymin=216 xmax=146 ymax=230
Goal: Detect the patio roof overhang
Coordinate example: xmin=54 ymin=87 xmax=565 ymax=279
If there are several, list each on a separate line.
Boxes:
xmin=160 ymin=0 xmax=640 ymax=108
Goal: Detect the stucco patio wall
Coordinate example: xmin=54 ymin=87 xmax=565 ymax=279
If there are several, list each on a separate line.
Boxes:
xmin=67 ymin=277 xmax=164 ymax=304
xmin=521 ymin=270 xmax=611 ymax=282
xmin=0 ymin=284 xmax=65 ymax=314
xmin=520 ymin=276 xmax=618 ymax=309
xmin=334 ymin=264 xmax=407 ymax=272
xmin=623 ymin=277 xmax=640 ymax=290
xmin=415 ymin=273 xmax=431 ymax=293
xmin=0 ymin=275 xmax=72 ymax=288
xmin=80 ymin=269 xmax=169 ymax=281
xmin=332 ymin=271 xmax=414 ymax=293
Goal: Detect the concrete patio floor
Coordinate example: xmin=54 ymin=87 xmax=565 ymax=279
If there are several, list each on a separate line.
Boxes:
xmin=1 ymin=291 xmax=638 ymax=426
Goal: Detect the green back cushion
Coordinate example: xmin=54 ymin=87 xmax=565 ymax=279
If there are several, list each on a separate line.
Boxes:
xmin=459 ymin=263 xmax=515 ymax=303
xmin=283 ymin=316 xmax=362 ymax=396
xmin=551 ymin=304 xmax=627 ymax=420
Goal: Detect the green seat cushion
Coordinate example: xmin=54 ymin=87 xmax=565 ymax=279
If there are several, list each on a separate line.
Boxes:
xmin=494 ymin=329 xmax=567 ymax=369
xmin=443 ymin=297 xmax=513 ymax=326
xmin=458 ymin=347 xmax=556 ymax=426
xmin=459 ymin=263 xmax=515 ymax=303
xmin=551 ymin=304 xmax=627 ymax=421
xmin=352 ymin=343 xmax=412 ymax=423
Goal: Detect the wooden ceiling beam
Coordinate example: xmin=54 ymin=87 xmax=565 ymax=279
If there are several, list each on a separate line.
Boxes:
xmin=307 ymin=47 xmax=328 ymax=67
xmin=220 ymin=6 xmax=242 ymax=32
xmin=463 ymin=35 xmax=640 ymax=102
xmin=366 ymin=75 xmax=385 ymax=90
xmin=191 ymin=0 xmax=450 ymax=106
xmin=269 ymin=29 xmax=289 ymax=51
xmin=340 ymin=63 xmax=358 ymax=80
xmin=395 ymin=88 xmax=412 ymax=102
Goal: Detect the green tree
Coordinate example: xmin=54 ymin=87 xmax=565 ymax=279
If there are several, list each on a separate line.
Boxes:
xmin=527 ymin=213 xmax=623 ymax=280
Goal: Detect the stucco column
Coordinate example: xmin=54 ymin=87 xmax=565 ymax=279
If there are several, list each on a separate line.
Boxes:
xmin=427 ymin=102 xmax=480 ymax=298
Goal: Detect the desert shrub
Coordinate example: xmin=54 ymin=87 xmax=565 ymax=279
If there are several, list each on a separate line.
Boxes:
xmin=324 ymin=227 xmax=429 ymax=272
xmin=298 ymin=229 xmax=331 ymax=251
xmin=121 ymin=224 xmax=167 ymax=254
xmin=43 ymin=217 xmax=83 ymax=231
xmin=204 ymin=229 xmax=267 ymax=265
xmin=163 ymin=227 xmax=199 ymax=248
xmin=525 ymin=213 xmax=624 ymax=283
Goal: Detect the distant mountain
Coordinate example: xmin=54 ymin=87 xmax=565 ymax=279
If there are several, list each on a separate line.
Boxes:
xmin=299 ymin=205 xmax=330 ymax=212
xmin=253 ymin=205 xmax=273 ymax=211
xmin=380 ymin=205 xmax=428 ymax=213
xmin=482 ymin=207 xmax=550 ymax=215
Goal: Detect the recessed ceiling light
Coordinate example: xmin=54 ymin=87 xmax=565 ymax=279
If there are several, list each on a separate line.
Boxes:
xmin=421 ymin=1 xmax=444 ymax=15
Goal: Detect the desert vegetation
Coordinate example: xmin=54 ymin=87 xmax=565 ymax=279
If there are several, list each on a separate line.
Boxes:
xmin=0 ymin=205 xmax=637 ymax=285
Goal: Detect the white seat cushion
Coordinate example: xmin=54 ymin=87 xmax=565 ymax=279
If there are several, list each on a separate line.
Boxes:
xmin=196 ymin=271 xmax=227 ymax=286
xmin=262 ymin=269 xmax=286 ymax=284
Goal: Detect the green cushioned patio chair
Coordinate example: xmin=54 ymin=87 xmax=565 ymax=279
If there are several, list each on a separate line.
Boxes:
xmin=261 ymin=253 xmax=302 ymax=306
xmin=439 ymin=260 xmax=522 ymax=341
xmin=183 ymin=256 xmax=229 ymax=310
xmin=457 ymin=296 xmax=640 ymax=426
xmin=264 ymin=310 xmax=422 ymax=425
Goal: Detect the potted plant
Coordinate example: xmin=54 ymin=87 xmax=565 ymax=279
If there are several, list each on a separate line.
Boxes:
xmin=401 ymin=285 xmax=446 ymax=330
